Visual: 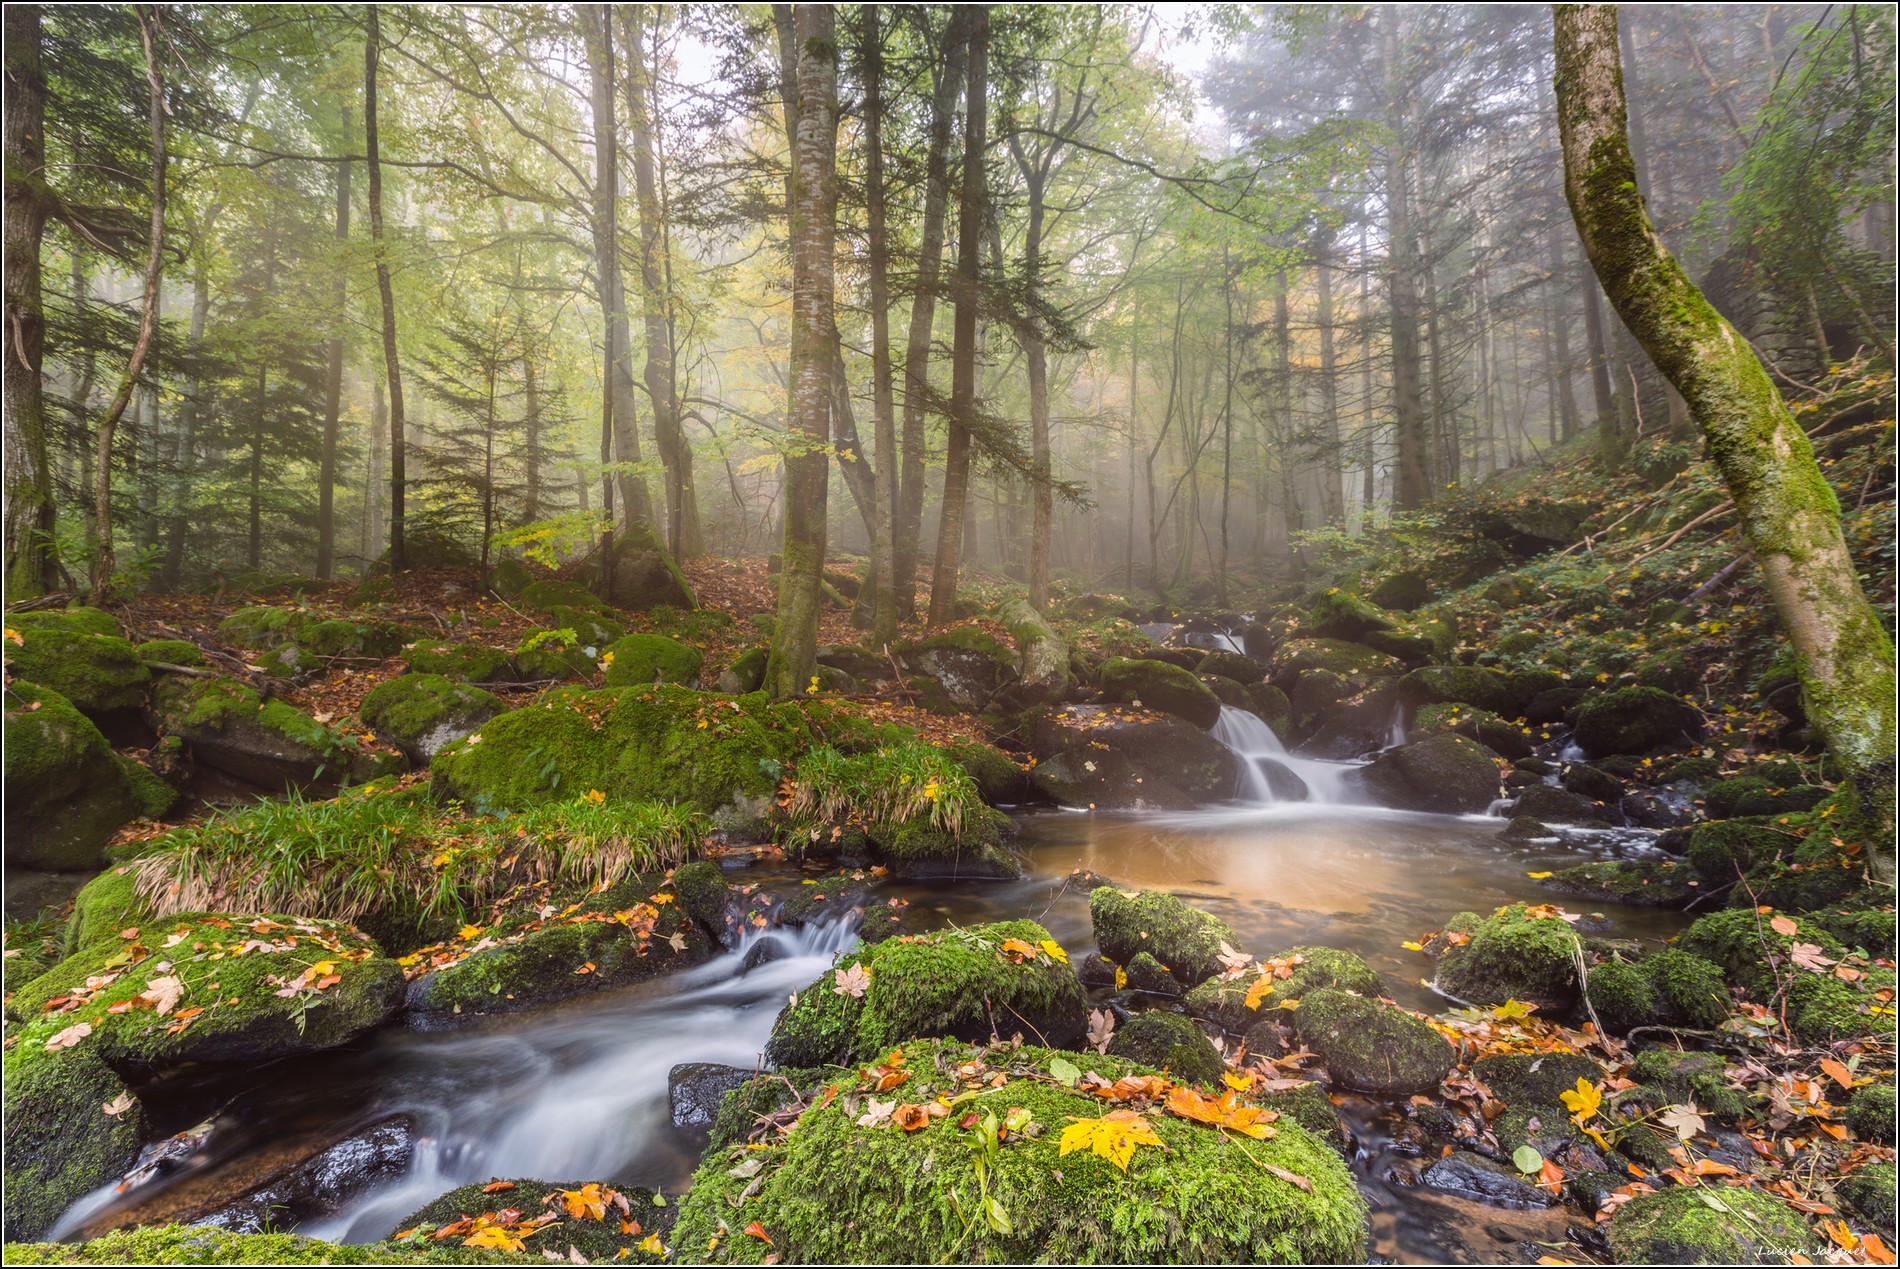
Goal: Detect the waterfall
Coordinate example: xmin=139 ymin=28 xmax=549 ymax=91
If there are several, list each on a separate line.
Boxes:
xmin=1209 ymin=706 xmax=1359 ymax=806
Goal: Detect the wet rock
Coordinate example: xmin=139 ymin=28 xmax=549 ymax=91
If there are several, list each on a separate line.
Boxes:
xmin=897 ymin=627 xmax=1016 ymax=710
xmin=1435 ymin=905 xmax=1580 ymax=1011
xmin=1078 ymin=952 xmax=1119 ymax=988
xmin=1107 ymin=1011 xmax=1224 ymax=1085
xmin=1398 ymin=665 xmax=1522 ymax=717
xmin=670 ymin=1063 xmax=753 ymax=1129
xmin=1029 ymin=704 xmax=1238 ymax=801
xmin=1089 ymin=887 xmax=1238 ymax=988
xmin=1198 ymin=673 xmax=1253 ymax=711
xmin=1141 ymin=646 xmax=1203 ymax=671
xmin=1269 ymin=639 xmax=1403 ymax=695
xmin=1241 ymin=1016 xmax=1294 ymax=1060
xmin=1562 ymin=762 xmax=1624 ymax=803
xmin=1848 ymin=1083 xmax=1896 ymax=1146
xmin=1839 ymin=1162 xmax=1896 ymax=1230
xmin=1304 ymin=590 xmax=1397 ymax=642
xmin=1245 ymin=681 xmax=1292 ymax=735
xmin=149 ymin=675 xmax=398 ymax=794
xmin=1124 ymin=951 xmax=1183 ymax=997
xmin=1540 ymin=859 xmax=1695 ymax=908
xmin=1420 ymin=1151 xmax=1555 ymax=1209
xmin=1096 ymin=657 xmax=1221 ymax=729
xmin=1497 ymin=815 xmax=1556 ymax=844
xmin=1413 ymin=702 xmax=1531 ymax=760
xmin=1028 ymin=748 xmax=1193 ymax=811
xmin=1298 ymin=678 xmax=1401 ymax=760
xmin=1196 ymin=649 xmax=1267 ymax=684
xmin=1571 ymin=686 xmax=1703 ymax=757
xmin=204 ymin=1116 xmax=415 ymax=1233
xmin=995 ymin=598 xmax=1075 ymax=709
xmin=1295 ymin=989 xmax=1454 ymax=1096
xmin=716 ymin=645 xmax=769 ymax=694
xmin=1348 ymin=734 xmax=1502 ymax=814
xmin=1511 ymin=783 xmax=1609 ymax=825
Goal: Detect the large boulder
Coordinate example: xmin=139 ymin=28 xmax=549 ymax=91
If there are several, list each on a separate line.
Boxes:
xmin=1029 ymin=747 xmax=1194 ymax=810
xmin=996 ymin=598 xmax=1075 ymax=709
xmin=1296 ymin=678 xmax=1401 ymax=759
xmin=1106 ymin=1011 xmax=1225 ymax=1086
xmin=3 ymin=627 xmax=149 ymax=721
xmin=580 ymin=520 xmax=696 ymax=611
xmin=1303 ymin=589 xmax=1396 ymax=642
xmin=1571 ymin=686 xmax=1704 ymax=756
xmin=1603 ymin=1185 xmax=1809 ymax=1265
xmin=897 ymin=627 xmax=1016 ymax=711
xmin=673 ymin=1038 xmax=1368 ymax=1264
xmin=4 ymin=684 xmax=141 ymax=871
xmin=1196 ymin=648 xmax=1268 ymax=685
xmin=1269 ymin=639 xmax=1402 ymax=694
xmin=1030 ymin=705 xmax=1238 ymax=800
xmin=357 ymin=674 xmax=503 ymax=765
xmin=762 ymin=920 xmax=1087 ymax=1067
xmin=1295 ymin=989 xmax=1455 ymax=1096
xmin=1096 ymin=657 xmax=1221 ymax=729
xmin=4 ymin=913 xmax=404 ymax=1241
xmin=1089 ymin=887 xmax=1237 ymax=987
xmin=1398 ymin=665 xmax=1522 ymax=717
xmin=601 ymin=633 xmax=703 ymax=687
xmin=149 ymin=676 xmax=396 ymax=793
xmin=1433 ymin=904 xmax=1581 ymax=1010
xmin=1347 ymin=734 xmax=1501 ymax=813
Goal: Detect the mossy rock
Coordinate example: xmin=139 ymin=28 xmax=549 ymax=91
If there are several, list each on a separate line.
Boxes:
xmin=582 ymin=521 xmax=696 ymax=611
xmin=1627 ymin=1048 xmax=1749 ymax=1121
xmin=715 ymin=646 xmax=769 ymax=695
xmin=132 ymin=639 xmax=204 ymax=667
xmin=1368 ymin=571 xmax=1431 ymax=611
xmin=4 ymin=683 xmax=140 ymax=870
xmin=5 ymin=607 xmax=123 ymax=638
xmin=672 ymin=1037 xmax=1368 ymax=1264
xmin=1295 ymin=988 xmax=1454 ymax=1095
xmin=1436 ymin=904 xmax=1580 ymax=1010
xmin=1641 ymin=948 xmax=1732 ymax=1029
xmin=874 ymin=803 xmax=1022 ymax=880
xmin=1542 ymin=859 xmax=1696 ymax=908
xmin=762 ymin=920 xmax=1087 ymax=1068
xmin=602 ymin=633 xmax=704 ymax=687
xmin=4 ymin=628 xmax=149 ymax=718
xmin=1304 ymin=589 xmax=1395 ymax=641
xmin=1584 ymin=957 xmax=1660 ymax=1034
xmin=1268 ymin=638 xmax=1402 ymax=692
xmin=359 ymin=673 xmax=503 ymax=765
xmin=1195 ymin=649 xmax=1267 ymax=685
xmin=489 ymin=555 xmax=533 ymax=598
xmin=546 ymin=606 xmax=625 ymax=649
xmin=1473 ymin=1050 xmax=1601 ymax=1109
xmin=1398 ymin=665 xmax=1520 ymax=716
xmin=1414 ymin=701 xmax=1531 ymax=760
xmin=1809 ymin=907 xmax=1899 ymax=958
xmin=1361 ymin=626 xmax=1437 ymax=662
xmin=1089 ymin=887 xmax=1237 ymax=987
xmin=4 ymin=913 xmax=403 ymax=1240
xmin=519 ymin=578 xmax=610 ymax=615
xmin=431 ymin=685 xmax=807 ymax=821
xmin=214 ymin=606 xmax=306 ymax=649
xmin=1572 ymin=686 xmax=1703 ymax=757
xmin=1784 ymin=973 xmax=1881 ymax=1043
xmin=942 ymin=738 xmax=1031 ymax=804
xmin=1182 ymin=976 xmax=1257 ymax=1032
xmin=150 ymin=675 xmax=394 ymax=793
xmin=61 ymin=867 xmax=151 ymax=958
xmin=1096 ymin=656 xmax=1221 ymax=729
xmin=1124 ymin=949 xmax=1182 ymax=995
xmin=1677 ymin=908 xmax=1845 ymax=999
xmin=1603 ymin=1184 xmax=1809 ymax=1265
xmin=300 ymin=618 xmax=416 ymax=660
xmin=1686 ymin=819 xmax=1793 ymax=884
xmin=1350 ymin=733 xmax=1502 ymax=814
xmin=511 ymin=629 xmax=598 ymax=681
xmin=1185 ymin=947 xmax=1379 ymax=1034
xmin=386 ymin=1177 xmax=672 ymax=1264
xmin=1245 ymin=682 xmax=1292 ymax=735
xmin=400 ymin=641 xmax=514 ymax=683
xmin=1838 ymin=1161 xmax=1896 ymax=1231
xmin=1107 ymin=1010 xmax=1225 ymax=1085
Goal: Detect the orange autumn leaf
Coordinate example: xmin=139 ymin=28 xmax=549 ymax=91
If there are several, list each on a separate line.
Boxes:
xmin=482 ymin=1181 xmax=516 ymax=1194
xmin=1818 ymin=1057 xmax=1854 ymax=1090
xmin=892 ymin=1104 xmax=932 ymax=1131
xmin=1537 ymin=1160 xmax=1565 ymax=1194
xmin=743 ymin=1221 xmax=773 ymax=1245
xmin=557 ymin=1183 xmax=608 ymax=1221
xmin=998 ymin=937 xmax=1039 ymax=962
xmin=1769 ymin=914 xmax=1800 ymax=937
xmin=1691 ymin=1159 xmax=1738 ymax=1177
xmin=1863 ymin=1233 xmax=1896 ymax=1265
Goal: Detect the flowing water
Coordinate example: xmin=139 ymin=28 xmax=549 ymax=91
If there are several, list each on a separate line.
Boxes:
xmin=53 ymin=709 xmax=1691 ymax=1262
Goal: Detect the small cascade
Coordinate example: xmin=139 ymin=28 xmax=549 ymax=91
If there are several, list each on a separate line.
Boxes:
xmin=1386 ymin=702 xmax=1408 ymax=749
xmin=1209 ymin=706 xmax=1359 ymax=806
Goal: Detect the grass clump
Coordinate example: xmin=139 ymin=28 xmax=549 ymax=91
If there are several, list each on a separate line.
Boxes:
xmin=783 ymin=742 xmax=983 ymax=840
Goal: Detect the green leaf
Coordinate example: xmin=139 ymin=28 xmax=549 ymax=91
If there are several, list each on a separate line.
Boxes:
xmin=1048 ymin=1056 xmax=1081 ymax=1087
xmin=1512 ymin=1145 xmax=1544 ymax=1174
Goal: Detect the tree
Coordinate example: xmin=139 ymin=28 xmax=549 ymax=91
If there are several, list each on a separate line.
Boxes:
xmin=765 ymin=5 xmax=837 ymax=698
xmin=364 ymin=4 xmax=408 ymax=570
xmin=861 ymin=3 xmax=900 ymax=649
xmin=1555 ymin=2 xmax=1896 ymax=851
xmin=4 ymin=5 xmax=58 ymax=595
xmin=315 ymin=106 xmax=353 ymax=580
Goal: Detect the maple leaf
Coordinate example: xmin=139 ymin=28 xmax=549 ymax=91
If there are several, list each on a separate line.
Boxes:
xmin=999 ymin=937 xmax=1039 ymax=962
xmin=462 ymin=1224 xmax=525 ymax=1252
xmin=1657 ymin=1103 xmax=1705 ymax=1141
xmin=1245 ymin=974 xmax=1277 ymax=1010
xmin=1038 ymin=939 xmax=1069 ymax=964
xmin=857 ymin=1097 xmax=896 ymax=1127
xmin=1559 ymin=1077 xmax=1602 ymax=1123
xmin=44 ymin=1021 xmax=92 ymax=1052
xmin=1059 ymin=1109 xmax=1162 ymax=1172
xmin=1492 ymin=999 xmax=1536 ymax=1021
xmin=834 ymin=963 xmax=872 ymax=998
xmin=1789 ymin=942 xmax=1836 ymax=972
xmin=142 ymin=974 xmax=185 ymax=1016
xmin=666 ymin=932 xmax=688 ymax=953
xmin=557 ymin=1183 xmax=607 ymax=1221
xmin=1215 ymin=941 xmax=1252 ymax=973
xmin=101 ymin=1092 xmax=136 ymax=1117
xmin=636 ymin=1233 xmax=665 ymax=1256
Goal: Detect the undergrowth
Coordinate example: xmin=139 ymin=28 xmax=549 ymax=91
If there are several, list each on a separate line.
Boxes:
xmin=782 ymin=742 xmax=982 ymax=838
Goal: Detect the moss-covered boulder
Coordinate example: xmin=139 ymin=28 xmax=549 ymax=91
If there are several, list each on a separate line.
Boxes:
xmin=1368 ymin=571 xmax=1431 ymax=611
xmin=1296 ymin=677 xmax=1402 ymax=760
xmin=1603 ymin=1184 xmax=1809 ymax=1265
xmin=2 ymin=1227 xmax=455 ymax=1264
xmin=894 ymin=626 xmax=1015 ymax=710
xmin=1676 ymin=908 xmax=1845 ymax=999
xmin=1245 ymin=681 xmax=1292 ymax=735
xmin=214 ymin=605 xmax=304 ymax=649
xmin=1572 ymin=685 xmax=1704 ymax=757
xmin=431 ymin=685 xmax=805 ymax=823
xmin=1184 ymin=947 xmax=1380 ymax=1034
xmin=995 ymin=597 xmax=1075 ymax=709
xmin=601 ymin=633 xmax=703 ymax=687
xmin=6 ymin=606 xmax=123 ymax=638
xmin=1095 ymin=656 xmax=1221 ymax=729
xmin=149 ymin=676 xmax=395 ymax=793
xmin=4 ymin=913 xmax=403 ymax=1240
xmin=1269 ymin=638 xmax=1403 ymax=693
xmin=1685 ymin=819 xmax=1794 ymax=884
xmin=1304 ymin=589 xmax=1395 ymax=642
xmin=762 ymin=920 xmax=1086 ymax=1068
xmin=1847 ymin=1082 xmax=1896 ymax=1145
xmin=132 ymin=638 xmax=205 ymax=668
xmin=1196 ymin=649 xmax=1267 ymax=685
xmin=519 ymin=578 xmax=609 ymax=615
xmin=1625 ymin=1048 xmax=1750 ymax=1121
xmin=60 ymin=867 xmax=150 ymax=958
xmin=1089 ymin=888 xmax=1237 ymax=987
xmin=580 ymin=520 xmax=696 ymax=611
xmin=673 ymin=1037 xmax=1367 ymax=1264
xmin=4 ymin=628 xmax=149 ymax=720
xmin=1542 ymin=858 xmax=1697 ymax=907
xmin=1585 ymin=948 xmax=1731 ymax=1033
xmin=1295 ymin=989 xmax=1454 ymax=1096
xmin=4 ymin=683 xmax=141 ymax=870
xmin=1838 ymin=1161 xmax=1895 ymax=1230
xmin=358 ymin=674 xmax=503 ymax=765
xmin=399 ymin=640 xmax=514 ymax=683
xmin=1349 ymin=733 xmax=1501 ymax=814
xmin=546 ymin=606 xmax=626 ymax=649
xmin=1029 ymin=705 xmax=1238 ymax=801
xmin=386 ymin=1176 xmax=673 ymax=1264
xmin=714 ymin=646 xmax=769 ymax=695
xmin=1414 ymin=701 xmax=1531 ymax=760
xmin=1398 ymin=665 xmax=1521 ymax=717
xmin=1107 ymin=1011 xmax=1225 ymax=1085
xmin=1435 ymin=904 xmax=1580 ymax=1010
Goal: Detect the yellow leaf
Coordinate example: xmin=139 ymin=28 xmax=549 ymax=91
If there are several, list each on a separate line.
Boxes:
xmin=3 ymin=628 xmax=21 ymax=646
xmin=636 ymin=1232 xmax=665 ymax=1256
xmin=1400 ymin=941 xmax=1424 ymax=952
xmin=559 ymin=1183 xmax=608 ymax=1221
xmin=462 ymin=1225 xmax=525 ymax=1252
xmin=1492 ymin=999 xmax=1536 ymax=1021
xmin=1559 ymin=1076 xmax=1601 ymax=1123
xmin=1114 ymin=965 xmax=1127 ymax=991
xmin=1058 ymin=1110 xmax=1161 ymax=1172
xmin=1244 ymin=973 xmax=1276 ymax=1010
xmin=458 ymin=925 xmax=483 ymax=941
xmin=1039 ymin=939 xmax=1069 ymax=964
xmin=1526 ymin=871 xmax=1553 ymax=880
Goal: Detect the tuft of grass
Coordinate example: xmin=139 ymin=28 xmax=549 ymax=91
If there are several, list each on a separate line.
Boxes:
xmin=783 ymin=742 xmax=982 ymax=839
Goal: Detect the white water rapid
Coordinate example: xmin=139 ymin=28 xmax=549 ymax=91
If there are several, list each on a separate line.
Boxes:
xmin=1208 ymin=705 xmax=1362 ymax=805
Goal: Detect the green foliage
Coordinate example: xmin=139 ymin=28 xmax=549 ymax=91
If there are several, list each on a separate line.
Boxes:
xmin=783 ymin=743 xmax=984 ymax=840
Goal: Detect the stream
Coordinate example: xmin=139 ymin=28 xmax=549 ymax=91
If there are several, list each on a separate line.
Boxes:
xmin=51 ymin=708 xmax=1693 ymax=1263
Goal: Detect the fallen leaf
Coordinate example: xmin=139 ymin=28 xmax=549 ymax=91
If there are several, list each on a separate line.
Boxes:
xmin=834 ymin=963 xmax=872 ymax=998
xmin=1058 ymin=1109 xmax=1161 ymax=1172
xmin=1559 ymin=1077 xmax=1602 ymax=1123
xmin=1769 ymin=914 xmax=1799 ymax=937
xmin=1692 ymin=1159 xmax=1738 ymax=1176
xmin=1819 ymin=1057 xmax=1854 ymax=1090
xmin=142 ymin=974 xmax=185 ymax=1016
xmin=44 ymin=1022 xmax=92 ymax=1052
xmin=557 ymin=1183 xmax=607 ymax=1221
xmin=892 ymin=1104 xmax=932 ymax=1131
xmin=101 ymin=1092 xmax=136 ymax=1117
xmin=857 ymin=1097 xmax=896 ymax=1128
xmin=483 ymin=1181 xmax=517 ymax=1193
xmin=1790 ymin=942 xmax=1836 ymax=973
xmin=743 ymin=1220 xmax=773 ymax=1245
xmin=1657 ymin=1104 xmax=1705 ymax=1141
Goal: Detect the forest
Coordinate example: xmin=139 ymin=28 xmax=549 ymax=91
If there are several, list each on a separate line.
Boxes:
xmin=1 ymin=2 xmax=1895 ymax=1265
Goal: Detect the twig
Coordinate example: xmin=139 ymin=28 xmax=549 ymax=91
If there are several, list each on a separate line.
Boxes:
xmin=143 ymin=661 xmax=219 ymax=678
xmin=1624 ymin=501 xmax=1736 ymax=567
xmin=1686 ymin=554 xmax=1751 ymax=602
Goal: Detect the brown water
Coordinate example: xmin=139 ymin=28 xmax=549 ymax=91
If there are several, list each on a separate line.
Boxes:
xmin=54 ymin=804 xmax=1687 ymax=1263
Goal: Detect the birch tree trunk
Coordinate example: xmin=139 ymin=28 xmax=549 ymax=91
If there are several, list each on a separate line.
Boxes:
xmin=1555 ymin=2 xmax=1897 ymax=855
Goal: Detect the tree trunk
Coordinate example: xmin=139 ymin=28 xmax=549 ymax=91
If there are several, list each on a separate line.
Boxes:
xmin=365 ymin=4 xmax=408 ymax=570
xmin=1313 ymin=228 xmax=1344 ymax=523
xmin=1555 ymin=2 xmax=1897 ymax=855
xmin=1383 ymin=11 xmax=1429 ymax=512
xmin=3 ymin=4 xmax=58 ymax=596
xmin=764 ymin=4 xmax=837 ymax=698
xmin=90 ymin=5 xmax=168 ymax=600
xmin=926 ymin=5 xmax=987 ymax=626
xmin=522 ymin=349 xmax=542 ymax=522
xmin=893 ymin=8 xmax=970 ymax=616
xmin=624 ymin=5 xmax=699 ymax=557
xmin=162 ymin=261 xmax=211 ymax=590
xmin=863 ymin=3 xmax=899 ymax=649
xmin=362 ymin=377 xmax=386 ymax=566
xmin=317 ymin=106 xmax=354 ymax=580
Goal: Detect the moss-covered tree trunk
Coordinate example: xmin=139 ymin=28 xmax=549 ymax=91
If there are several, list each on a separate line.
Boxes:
xmin=3 ymin=5 xmax=59 ymax=597
xmin=765 ymin=6 xmax=837 ymax=699
xmin=1555 ymin=4 xmax=1897 ymax=866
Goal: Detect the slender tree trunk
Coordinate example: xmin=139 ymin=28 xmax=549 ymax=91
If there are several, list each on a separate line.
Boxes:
xmin=1024 ymin=182 xmax=1053 ymax=611
xmin=90 ymin=5 xmax=168 ymax=599
xmin=249 ymin=365 xmax=265 ymax=571
xmin=1383 ymin=11 xmax=1428 ymax=512
xmin=365 ymin=4 xmax=408 ymax=569
xmin=624 ymin=5 xmax=699 ymax=557
xmin=362 ymin=377 xmax=386 ymax=566
xmin=522 ymin=350 xmax=542 ymax=521
xmin=161 ymin=262 xmax=211 ymax=590
xmin=1556 ymin=2 xmax=1897 ymax=856
xmin=3 ymin=4 xmax=58 ymax=596
xmin=863 ymin=3 xmax=899 ymax=648
xmin=317 ymin=107 xmax=354 ymax=580
xmin=926 ymin=6 xmax=987 ymax=625
xmin=1313 ymin=228 xmax=1344 ymax=523
xmin=1546 ymin=228 xmax=1582 ymax=441
xmin=765 ymin=4 xmax=837 ymax=698
xmin=894 ymin=8 xmax=969 ymax=615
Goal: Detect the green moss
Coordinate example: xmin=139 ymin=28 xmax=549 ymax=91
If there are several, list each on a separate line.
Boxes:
xmin=1107 ymin=1011 xmax=1225 ymax=1086
xmin=763 ymin=920 xmax=1088 ymax=1068
xmin=709 ymin=1069 xmax=827 ymax=1151
xmin=300 ymin=618 xmax=415 ymax=659
xmin=401 ymin=641 xmax=515 ymax=683
xmin=1585 ymin=957 xmax=1659 ymax=1033
xmin=1294 ymin=988 xmax=1454 ymax=1095
xmin=519 ymin=579 xmax=609 ymax=615
xmin=1644 ymin=949 xmax=1732 ymax=1029
xmin=512 ymin=628 xmax=597 ymax=680
xmin=1270 ymin=638 xmax=1403 ymax=690
xmin=1785 ymin=973 xmax=1877 ymax=1043
xmin=1196 ymin=649 xmax=1266 ymax=684
xmin=1628 ymin=1049 xmax=1748 ymax=1121
xmin=1677 ymin=908 xmax=1845 ymax=998
xmin=1473 ymin=1051 xmax=1601 ymax=1109
xmin=1304 ymin=589 xmax=1395 ymax=641
xmin=1808 ymin=907 xmax=1899 ymax=958
xmin=3 ymin=682 xmax=138 ymax=871
xmin=1186 ymin=946 xmax=1380 ymax=1034
xmin=1124 ymin=950 xmax=1180 ymax=995
xmin=1259 ymin=1081 xmax=1347 ymax=1155
xmin=133 ymin=639 xmax=204 ymax=667
xmin=669 ymin=860 xmax=729 ymax=936
xmin=5 ymin=629 xmax=149 ymax=716
xmin=941 ymin=738 xmax=1028 ymax=804
xmin=602 ymin=633 xmax=704 ymax=687
xmin=673 ymin=1037 xmax=1367 ymax=1265
xmin=545 ymin=605 xmax=624 ymax=648
xmin=215 ymin=605 xmax=305 ymax=649
xmin=1546 ymin=859 xmax=1696 ymax=907
xmin=1685 ymin=819 xmax=1794 ymax=884
xmin=1603 ymin=1183 xmax=1809 ymax=1265
xmin=1097 ymin=657 xmax=1222 ymax=729
xmin=6 ymin=607 xmax=123 ymax=638
xmin=1415 ymin=701 xmax=1530 ymax=758
xmin=1838 ymin=1161 xmax=1896 ymax=1230
xmin=1398 ymin=665 xmax=1520 ymax=715
xmin=1436 ymin=904 xmax=1580 ymax=1009
xmin=360 ymin=674 xmax=503 ymax=763
xmin=118 ymin=755 xmax=178 ymax=819
xmin=2 ymin=1227 xmax=468 ymax=1264
xmin=1571 ymin=685 xmax=1702 ymax=756
xmin=2 ymin=1050 xmax=143 ymax=1241
xmin=1089 ymin=887 xmax=1238 ymax=987
xmin=61 ymin=868 xmax=151 ymax=958
xmin=387 ymin=1177 xmax=672 ymax=1265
